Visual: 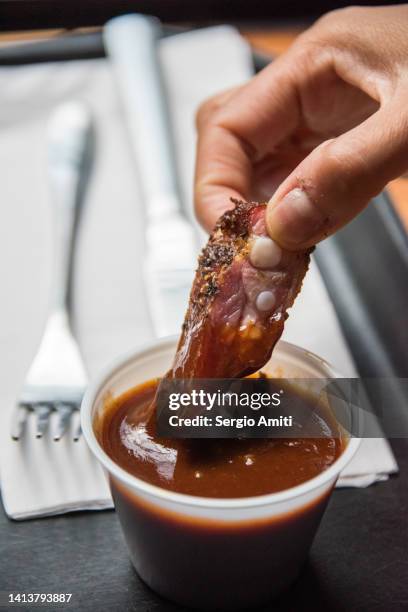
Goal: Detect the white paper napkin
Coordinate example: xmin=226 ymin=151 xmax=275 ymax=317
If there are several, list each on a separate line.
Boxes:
xmin=0 ymin=26 xmax=397 ymax=520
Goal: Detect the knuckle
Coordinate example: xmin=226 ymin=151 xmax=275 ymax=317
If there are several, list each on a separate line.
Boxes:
xmin=196 ymin=86 xmax=239 ymax=130
xmin=295 ymin=39 xmax=326 ymax=64
xmin=321 ymin=138 xmax=356 ymax=170
xmin=319 ymin=137 xmax=371 ymax=187
xmin=316 ymin=5 xmax=360 ymax=28
xmin=288 ymin=38 xmax=330 ymax=80
xmin=196 ymin=94 xmax=224 ymax=129
xmin=303 ymin=6 xmax=364 ymax=51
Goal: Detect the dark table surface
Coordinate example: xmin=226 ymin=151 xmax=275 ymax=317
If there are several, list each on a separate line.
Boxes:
xmin=1 ymin=438 xmax=407 ymax=612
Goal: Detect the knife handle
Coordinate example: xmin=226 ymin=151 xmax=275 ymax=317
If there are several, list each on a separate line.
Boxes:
xmin=104 ymin=14 xmax=181 ymax=222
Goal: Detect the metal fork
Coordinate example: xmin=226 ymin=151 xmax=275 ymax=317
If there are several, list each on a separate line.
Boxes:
xmin=11 ymin=101 xmax=93 ymax=442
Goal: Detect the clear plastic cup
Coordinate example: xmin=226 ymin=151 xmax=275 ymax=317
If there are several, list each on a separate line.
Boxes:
xmin=81 ymin=338 xmax=360 ymax=610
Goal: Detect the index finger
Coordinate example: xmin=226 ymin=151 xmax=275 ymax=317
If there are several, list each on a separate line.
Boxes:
xmin=194 ymin=58 xmax=300 ymax=232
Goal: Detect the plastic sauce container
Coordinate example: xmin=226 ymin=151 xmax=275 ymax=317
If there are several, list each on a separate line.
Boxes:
xmin=81 ymin=338 xmax=360 ymax=610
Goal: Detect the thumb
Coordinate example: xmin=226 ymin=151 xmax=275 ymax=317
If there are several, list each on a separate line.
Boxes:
xmin=266 ymin=105 xmax=408 ymax=249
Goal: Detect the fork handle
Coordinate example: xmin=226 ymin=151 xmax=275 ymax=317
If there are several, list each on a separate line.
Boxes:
xmin=49 ymin=175 xmax=78 ymax=311
xmin=47 ymin=102 xmax=93 ymax=312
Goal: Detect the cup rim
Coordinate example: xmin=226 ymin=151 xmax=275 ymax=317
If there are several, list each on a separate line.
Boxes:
xmin=81 ymin=337 xmax=361 ymax=510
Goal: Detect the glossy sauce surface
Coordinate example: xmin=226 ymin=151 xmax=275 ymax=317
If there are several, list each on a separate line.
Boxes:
xmin=99 ymin=379 xmax=343 ymax=498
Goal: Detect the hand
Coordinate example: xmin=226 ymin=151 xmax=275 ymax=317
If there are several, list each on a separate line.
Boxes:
xmin=194 ymin=5 xmax=408 ymax=249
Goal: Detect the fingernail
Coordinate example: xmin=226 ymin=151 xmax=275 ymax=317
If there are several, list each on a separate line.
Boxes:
xmin=266 ymin=187 xmax=325 ymax=247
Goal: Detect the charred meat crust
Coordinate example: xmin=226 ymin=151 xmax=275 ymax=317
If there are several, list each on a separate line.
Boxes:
xmin=194 ymin=199 xmax=257 ymax=312
xmin=171 ymin=199 xmax=313 ymax=378
xmin=215 ymin=198 xmax=257 ymax=236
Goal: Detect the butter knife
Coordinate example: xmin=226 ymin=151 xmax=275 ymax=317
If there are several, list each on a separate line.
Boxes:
xmin=104 ymin=14 xmax=198 ymax=337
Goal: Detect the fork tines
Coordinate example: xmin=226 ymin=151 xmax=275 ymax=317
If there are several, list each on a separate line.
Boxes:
xmin=12 ymin=386 xmax=84 ymax=442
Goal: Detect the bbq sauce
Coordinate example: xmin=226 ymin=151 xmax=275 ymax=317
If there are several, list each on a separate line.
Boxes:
xmin=98 ymin=379 xmax=343 ymax=498
xmin=97 ymin=379 xmax=345 ymax=609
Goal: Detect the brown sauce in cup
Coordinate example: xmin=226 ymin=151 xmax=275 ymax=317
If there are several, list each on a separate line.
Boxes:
xmin=98 ymin=379 xmax=343 ymax=498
